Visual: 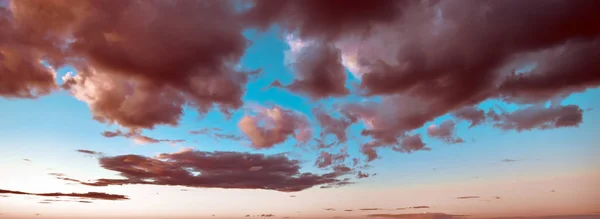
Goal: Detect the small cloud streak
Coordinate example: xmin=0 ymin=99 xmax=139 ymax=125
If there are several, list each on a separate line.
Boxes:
xmin=360 ymin=208 xmax=383 ymax=211
xmin=101 ymin=130 xmax=185 ymax=145
xmin=368 ymin=213 xmax=468 ymax=219
xmin=76 ymin=149 xmax=105 ymax=157
xmin=456 ymin=196 xmax=480 ymax=200
xmin=0 ymin=189 xmax=128 ymax=201
xmin=500 ymin=159 xmax=519 ymax=163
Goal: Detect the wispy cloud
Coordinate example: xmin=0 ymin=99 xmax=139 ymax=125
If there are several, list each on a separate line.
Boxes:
xmin=456 ymin=196 xmax=480 ymax=200
xmin=0 ymin=189 xmax=128 ymax=201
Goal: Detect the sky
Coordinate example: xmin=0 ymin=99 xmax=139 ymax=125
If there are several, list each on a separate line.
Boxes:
xmin=1 ymin=0 xmax=599 ymax=219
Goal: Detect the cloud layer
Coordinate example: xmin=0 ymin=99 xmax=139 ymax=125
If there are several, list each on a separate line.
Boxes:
xmin=64 ymin=149 xmax=351 ymax=192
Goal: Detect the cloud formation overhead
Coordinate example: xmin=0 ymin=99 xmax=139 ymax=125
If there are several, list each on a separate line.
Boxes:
xmin=1 ymin=0 xmax=599 ymax=218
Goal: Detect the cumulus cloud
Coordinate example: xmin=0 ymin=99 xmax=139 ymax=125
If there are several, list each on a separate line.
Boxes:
xmin=4 ymin=0 xmax=259 ymax=130
xmin=239 ymin=105 xmax=312 ymax=149
xmin=240 ymin=0 xmax=600 ymax=161
xmin=0 ymin=189 xmax=128 ymax=201
xmin=66 ymin=149 xmax=351 ymax=192
xmin=3 ymin=0 xmax=600 ymax=178
xmin=0 ymin=44 xmax=58 ymax=98
xmin=273 ymin=38 xmax=349 ymax=100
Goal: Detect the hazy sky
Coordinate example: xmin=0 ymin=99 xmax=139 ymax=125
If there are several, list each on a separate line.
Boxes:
xmin=1 ymin=0 xmax=599 ymax=219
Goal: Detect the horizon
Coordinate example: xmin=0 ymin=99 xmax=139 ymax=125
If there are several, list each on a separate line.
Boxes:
xmin=1 ymin=0 xmax=599 ymax=219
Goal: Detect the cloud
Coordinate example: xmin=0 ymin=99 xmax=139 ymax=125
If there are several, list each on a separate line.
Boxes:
xmin=342 ymin=96 xmax=433 ymax=161
xmin=0 ymin=43 xmax=58 ymax=99
xmin=360 ymin=208 xmax=383 ymax=211
xmin=357 ymin=171 xmax=370 ymax=179
xmin=313 ymin=107 xmax=353 ymax=144
xmin=243 ymin=0 xmax=600 ymax=161
xmin=456 ymin=196 xmax=480 ymax=199
xmin=410 ymin=206 xmax=431 ymax=209
xmin=452 ymin=106 xmax=486 ymax=128
xmin=472 ymin=214 xmax=600 ymax=219
xmin=0 ymin=189 xmax=128 ymax=200
xmin=490 ymin=105 xmax=583 ymax=131
xmin=76 ymin=149 xmax=105 ymax=157
xmin=426 ymin=120 xmax=464 ymax=144
xmin=0 ymin=4 xmax=62 ymax=99
xmin=242 ymin=0 xmax=405 ymax=41
xmin=67 ymin=149 xmax=351 ymax=192
xmin=101 ymin=130 xmax=185 ymax=145
xmin=272 ymin=38 xmax=349 ymax=100
xmin=500 ymin=159 xmax=519 ymax=163
xmin=324 ymin=208 xmax=336 ymax=211
xmin=5 ymin=0 xmax=259 ymax=130
xmin=314 ymin=147 xmax=349 ymax=168
xmin=239 ymin=105 xmax=312 ymax=149
xmin=189 ymin=128 xmax=245 ymax=142
xmin=368 ymin=213 xmax=468 ymax=219
xmin=189 ymin=128 xmax=222 ymax=135
xmin=497 ymin=40 xmax=600 ymax=104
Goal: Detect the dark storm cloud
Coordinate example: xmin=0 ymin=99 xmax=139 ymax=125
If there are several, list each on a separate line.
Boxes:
xmin=67 ymin=149 xmax=351 ymax=192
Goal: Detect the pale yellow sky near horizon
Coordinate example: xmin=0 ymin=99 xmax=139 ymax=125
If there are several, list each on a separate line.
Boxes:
xmin=1 ymin=170 xmax=598 ymax=219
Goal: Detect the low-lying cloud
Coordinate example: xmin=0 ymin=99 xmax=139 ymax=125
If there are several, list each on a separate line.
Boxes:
xmin=64 ymin=149 xmax=352 ymax=192
xmin=0 ymin=189 xmax=128 ymax=201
